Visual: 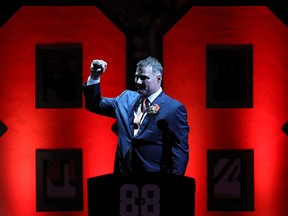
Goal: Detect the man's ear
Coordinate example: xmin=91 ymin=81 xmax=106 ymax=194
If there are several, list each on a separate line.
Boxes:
xmin=157 ymin=75 xmax=162 ymax=83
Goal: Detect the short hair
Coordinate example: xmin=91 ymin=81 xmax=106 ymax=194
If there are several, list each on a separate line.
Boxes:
xmin=136 ymin=56 xmax=163 ymax=76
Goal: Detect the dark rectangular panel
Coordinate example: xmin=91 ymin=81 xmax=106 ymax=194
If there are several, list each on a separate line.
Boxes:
xmin=36 ymin=148 xmax=83 ymax=211
xmin=206 ymin=44 xmax=253 ymax=108
xmin=36 ymin=43 xmax=83 ymax=108
xmin=207 ymin=149 xmax=254 ymax=211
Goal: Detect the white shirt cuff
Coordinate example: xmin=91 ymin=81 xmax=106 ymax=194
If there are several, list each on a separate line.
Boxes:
xmin=87 ymin=76 xmax=100 ymax=85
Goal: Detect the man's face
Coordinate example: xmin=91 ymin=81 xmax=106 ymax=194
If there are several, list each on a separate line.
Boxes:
xmin=135 ymin=66 xmax=161 ymax=96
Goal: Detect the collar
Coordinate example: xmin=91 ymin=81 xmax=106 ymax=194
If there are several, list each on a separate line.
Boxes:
xmin=147 ymin=87 xmax=162 ymax=103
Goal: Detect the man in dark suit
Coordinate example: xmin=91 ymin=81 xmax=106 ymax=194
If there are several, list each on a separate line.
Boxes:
xmin=82 ymin=56 xmax=189 ymax=175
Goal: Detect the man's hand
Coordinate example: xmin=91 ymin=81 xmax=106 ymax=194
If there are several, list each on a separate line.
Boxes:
xmin=90 ymin=59 xmax=107 ymax=80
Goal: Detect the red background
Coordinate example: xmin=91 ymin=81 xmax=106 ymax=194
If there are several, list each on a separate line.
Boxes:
xmin=0 ymin=5 xmax=288 ymax=216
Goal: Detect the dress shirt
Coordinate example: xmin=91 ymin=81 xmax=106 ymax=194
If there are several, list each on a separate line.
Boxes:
xmin=134 ymin=87 xmax=162 ymax=118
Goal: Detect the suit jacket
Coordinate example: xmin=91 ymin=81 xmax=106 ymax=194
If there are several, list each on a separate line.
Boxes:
xmin=82 ymin=83 xmax=190 ymax=175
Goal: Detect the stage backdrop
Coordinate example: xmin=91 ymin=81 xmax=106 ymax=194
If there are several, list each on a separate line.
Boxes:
xmin=0 ymin=5 xmax=288 ymax=216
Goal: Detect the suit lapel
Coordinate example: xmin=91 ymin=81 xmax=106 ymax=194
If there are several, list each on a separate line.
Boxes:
xmin=135 ymin=114 xmax=151 ymax=137
xmin=135 ymin=92 xmax=166 ymax=136
xmin=129 ymin=95 xmax=142 ymax=135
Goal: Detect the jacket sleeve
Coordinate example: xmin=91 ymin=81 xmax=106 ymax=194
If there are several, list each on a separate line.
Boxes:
xmin=82 ymin=83 xmax=116 ymax=118
xmin=169 ymin=104 xmax=190 ymax=175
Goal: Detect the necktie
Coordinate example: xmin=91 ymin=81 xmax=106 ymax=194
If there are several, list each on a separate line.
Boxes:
xmin=141 ymin=97 xmax=149 ymax=113
xmin=133 ymin=97 xmax=149 ymax=135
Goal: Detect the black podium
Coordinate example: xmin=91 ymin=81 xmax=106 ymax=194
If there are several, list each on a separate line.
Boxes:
xmin=87 ymin=172 xmax=195 ymax=216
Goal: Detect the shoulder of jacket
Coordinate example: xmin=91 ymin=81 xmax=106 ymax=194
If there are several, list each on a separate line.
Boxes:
xmin=119 ymin=90 xmax=140 ymax=99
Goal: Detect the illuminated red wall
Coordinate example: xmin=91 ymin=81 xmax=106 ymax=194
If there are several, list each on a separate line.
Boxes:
xmin=164 ymin=6 xmax=288 ymax=216
xmin=0 ymin=6 xmax=125 ymax=216
xmin=0 ymin=5 xmax=288 ymax=216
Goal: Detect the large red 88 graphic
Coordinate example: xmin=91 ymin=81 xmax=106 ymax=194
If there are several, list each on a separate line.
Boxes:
xmin=120 ymin=184 xmax=160 ymax=216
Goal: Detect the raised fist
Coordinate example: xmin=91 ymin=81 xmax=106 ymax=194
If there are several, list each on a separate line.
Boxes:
xmin=90 ymin=59 xmax=107 ymax=79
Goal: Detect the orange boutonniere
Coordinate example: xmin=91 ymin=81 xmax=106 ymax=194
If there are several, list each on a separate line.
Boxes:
xmin=147 ymin=104 xmax=160 ymax=115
